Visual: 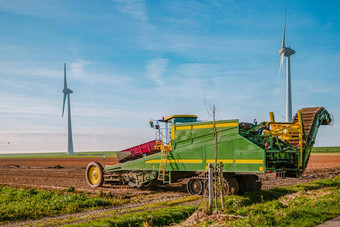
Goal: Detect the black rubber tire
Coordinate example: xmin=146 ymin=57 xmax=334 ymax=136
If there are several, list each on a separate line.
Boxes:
xmin=85 ymin=162 xmax=104 ymax=188
xmin=202 ymin=180 xmax=209 ymax=196
xmin=240 ymin=175 xmax=261 ymax=193
xmin=225 ymin=176 xmax=240 ymax=195
xmin=240 ymin=175 xmax=253 ymax=193
xmin=253 ymin=175 xmax=262 ymax=191
xmin=187 ymin=179 xmax=204 ymax=195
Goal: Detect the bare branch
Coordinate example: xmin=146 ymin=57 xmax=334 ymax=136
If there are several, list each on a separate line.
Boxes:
xmin=204 ymin=93 xmax=213 ymax=117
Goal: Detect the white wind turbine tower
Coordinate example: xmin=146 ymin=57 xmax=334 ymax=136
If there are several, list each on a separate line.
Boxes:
xmin=62 ymin=63 xmax=74 ymax=155
xmin=279 ymin=9 xmax=296 ymax=122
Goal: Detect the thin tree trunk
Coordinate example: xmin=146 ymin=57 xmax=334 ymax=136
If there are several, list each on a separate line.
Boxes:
xmin=213 ymin=105 xmax=218 ymax=209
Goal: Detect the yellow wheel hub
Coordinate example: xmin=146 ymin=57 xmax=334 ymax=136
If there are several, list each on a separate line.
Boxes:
xmin=88 ymin=166 xmax=100 ymax=185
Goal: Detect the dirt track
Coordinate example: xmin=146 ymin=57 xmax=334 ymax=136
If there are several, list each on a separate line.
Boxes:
xmin=0 ymin=154 xmax=339 ymax=195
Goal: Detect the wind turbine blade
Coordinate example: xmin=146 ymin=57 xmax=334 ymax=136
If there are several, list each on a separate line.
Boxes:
xmin=279 ymin=53 xmax=284 ymax=75
xmin=281 ymin=7 xmax=286 ymax=48
xmin=64 ymin=63 xmax=67 ymax=90
xmin=62 ymin=94 xmax=67 ymax=117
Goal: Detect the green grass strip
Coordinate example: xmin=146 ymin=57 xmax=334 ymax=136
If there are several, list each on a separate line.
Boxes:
xmin=219 ymin=176 xmax=340 ymax=214
xmin=0 ymin=186 xmax=114 ymax=222
xmin=70 ymin=205 xmax=196 ymax=227
xmin=312 ymin=146 xmax=340 ymax=153
xmin=205 ymin=176 xmax=340 ymax=226
xmin=230 ymin=187 xmax=340 ymax=226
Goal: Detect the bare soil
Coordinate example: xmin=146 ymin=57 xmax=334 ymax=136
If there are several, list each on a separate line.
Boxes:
xmin=306 ymin=153 xmax=340 ymax=170
xmin=0 ymin=154 xmax=339 ymax=195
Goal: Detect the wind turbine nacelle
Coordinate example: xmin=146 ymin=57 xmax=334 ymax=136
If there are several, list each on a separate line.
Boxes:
xmin=284 ymin=48 xmax=296 ymax=56
xmin=63 ymin=88 xmax=73 ymax=94
xmin=279 ymin=47 xmax=296 ymax=57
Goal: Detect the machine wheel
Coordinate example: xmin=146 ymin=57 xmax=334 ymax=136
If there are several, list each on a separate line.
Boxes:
xmin=214 ymin=176 xmax=239 ymax=196
xmin=187 ymin=179 xmax=204 ymax=195
xmin=253 ymin=176 xmax=262 ymax=191
xmin=85 ymin=162 xmax=104 ymax=188
xmin=226 ymin=176 xmax=240 ymax=195
xmin=240 ymin=175 xmax=261 ymax=193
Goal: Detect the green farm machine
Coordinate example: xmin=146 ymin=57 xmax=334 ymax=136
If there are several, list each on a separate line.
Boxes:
xmin=86 ymin=107 xmax=332 ymax=195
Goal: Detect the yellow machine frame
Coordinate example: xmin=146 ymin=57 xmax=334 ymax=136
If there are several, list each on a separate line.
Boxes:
xmin=265 ymin=110 xmax=305 ymax=167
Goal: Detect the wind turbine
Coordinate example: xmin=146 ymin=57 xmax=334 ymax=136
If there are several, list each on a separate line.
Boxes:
xmin=279 ymin=9 xmax=295 ymax=122
xmin=62 ymin=63 xmax=74 ymax=155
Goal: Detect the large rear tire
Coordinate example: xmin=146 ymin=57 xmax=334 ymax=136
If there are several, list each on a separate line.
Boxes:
xmin=226 ymin=176 xmax=240 ymax=195
xmin=240 ymin=175 xmax=261 ymax=193
xmin=85 ymin=162 xmax=104 ymax=188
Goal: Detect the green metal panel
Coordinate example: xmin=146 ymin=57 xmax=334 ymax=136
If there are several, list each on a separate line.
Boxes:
xmin=233 ymin=137 xmax=265 ymax=172
xmin=167 ymin=147 xmax=204 ymax=171
xmin=105 ymin=119 xmax=265 ymax=174
xmin=204 ymin=141 xmax=233 ymax=171
xmin=172 ymin=119 xmax=239 ymax=148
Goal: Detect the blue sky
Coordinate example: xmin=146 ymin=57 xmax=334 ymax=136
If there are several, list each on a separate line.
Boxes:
xmin=0 ymin=0 xmax=339 ymax=153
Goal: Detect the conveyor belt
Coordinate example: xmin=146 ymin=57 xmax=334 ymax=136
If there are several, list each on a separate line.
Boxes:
xmin=290 ymin=107 xmax=326 ymax=148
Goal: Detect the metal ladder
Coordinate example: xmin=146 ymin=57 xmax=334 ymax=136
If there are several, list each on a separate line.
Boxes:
xmin=158 ymin=145 xmax=169 ymax=182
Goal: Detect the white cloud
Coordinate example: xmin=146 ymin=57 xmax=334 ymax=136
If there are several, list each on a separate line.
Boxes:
xmin=0 ymin=62 xmax=60 ymax=79
xmin=114 ymin=0 xmax=148 ymax=22
xmin=69 ymin=59 xmax=91 ymax=79
xmin=145 ymin=58 xmax=169 ymax=86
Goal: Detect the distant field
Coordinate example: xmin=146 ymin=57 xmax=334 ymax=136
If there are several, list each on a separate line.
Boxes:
xmin=312 ymin=146 xmax=340 ymax=153
xmin=0 ymin=151 xmax=117 ymax=158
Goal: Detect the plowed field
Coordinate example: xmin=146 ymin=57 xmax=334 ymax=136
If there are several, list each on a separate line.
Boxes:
xmin=0 ymin=154 xmax=339 ymax=195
